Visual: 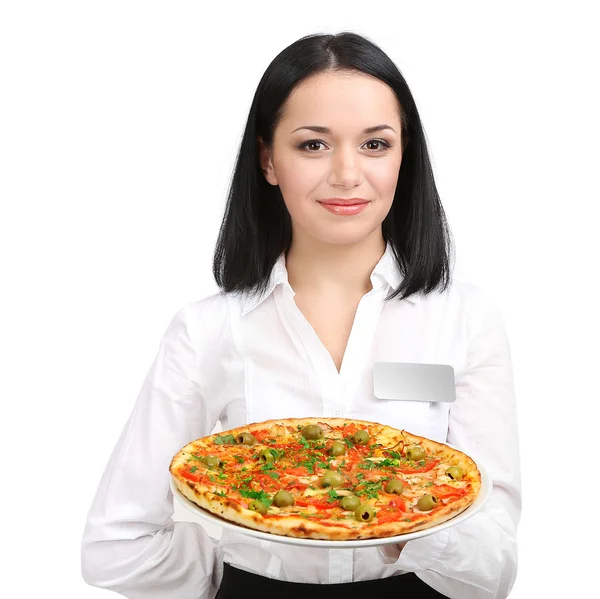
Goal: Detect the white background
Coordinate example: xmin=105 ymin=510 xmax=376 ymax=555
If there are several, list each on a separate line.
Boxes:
xmin=1 ymin=1 xmax=599 ymax=597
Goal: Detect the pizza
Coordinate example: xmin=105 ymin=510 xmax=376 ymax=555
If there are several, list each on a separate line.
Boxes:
xmin=169 ymin=417 xmax=481 ymax=540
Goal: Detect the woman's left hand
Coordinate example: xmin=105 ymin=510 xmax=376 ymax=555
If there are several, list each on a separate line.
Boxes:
xmin=379 ymin=541 xmax=407 ymax=562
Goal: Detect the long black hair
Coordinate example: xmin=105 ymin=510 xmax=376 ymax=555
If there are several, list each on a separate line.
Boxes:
xmin=213 ymin=31 xmax=454 ymax=302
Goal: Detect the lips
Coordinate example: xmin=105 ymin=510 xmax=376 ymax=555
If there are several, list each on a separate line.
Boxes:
xmin=318 ymin=200 xmax=369 ymax=216
xmin=318 ymin=198 xmax=369 ymax=206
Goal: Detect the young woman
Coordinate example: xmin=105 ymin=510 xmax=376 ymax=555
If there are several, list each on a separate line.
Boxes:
xmin=81 ymin=32 xmax=521 ymax=599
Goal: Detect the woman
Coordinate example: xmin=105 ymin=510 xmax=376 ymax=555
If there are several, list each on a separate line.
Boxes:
xmin=81 ymin=32 xmax=521 ymax=599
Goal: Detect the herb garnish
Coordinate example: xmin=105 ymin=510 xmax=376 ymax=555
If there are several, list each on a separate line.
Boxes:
xmin=239 ymin=488 xmax=273 ymax=507
xmin=214 ymin=434 xmax=236 ymax=445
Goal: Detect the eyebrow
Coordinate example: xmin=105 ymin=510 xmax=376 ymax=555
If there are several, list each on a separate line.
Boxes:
xmin=291 ymin=124 xmax=396 ymax=135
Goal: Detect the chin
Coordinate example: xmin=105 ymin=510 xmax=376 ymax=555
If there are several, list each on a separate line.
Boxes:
xmin=310 ymin=226 xmax=380 ymax=247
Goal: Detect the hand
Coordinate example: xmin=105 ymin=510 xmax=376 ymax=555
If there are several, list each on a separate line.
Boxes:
xmin=379 ymin=541 xmax=407 ymax=562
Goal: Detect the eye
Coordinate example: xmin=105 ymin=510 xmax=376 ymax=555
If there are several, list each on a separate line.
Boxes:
xmin=298 ymin=140 xmax=327 ymax=152
xmin=297 ymin=138 xmax=392 ymax=153
xmin=363 ymin=139 xmax=392 ymax=152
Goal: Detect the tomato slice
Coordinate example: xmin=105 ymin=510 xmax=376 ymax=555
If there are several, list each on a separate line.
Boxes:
xmin=431 ymin=484 xmax=467 ymax=499
xmin=395 ymin=458 xmax=439 ymax=473
xmin=285 ymin=467 xmax=310 ymax=476
xmin=179 ymin=469 xmax=201 ymax=483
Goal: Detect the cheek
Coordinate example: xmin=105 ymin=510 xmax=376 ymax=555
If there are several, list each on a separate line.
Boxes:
xmin=275 ymin=157 xmax=323 ymax=212
xmin=367 ymin=158 xmax=402 ymax=196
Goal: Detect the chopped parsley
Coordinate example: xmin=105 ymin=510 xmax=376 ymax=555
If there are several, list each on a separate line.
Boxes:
xmin=214 ymin=434 xmax=236 ymax=445
xmin=234 ymin=455 xmax=244 ymax=463
xmin=355 ymin=481 xmax=382 ymax=499
xmin=238 ymin=488 xmax=273 ymax=507
xmin=261 ymin=462 xmax=276 ymax=472
xmin=358 ymin=460 xmax=377 ymax=470
xmin=327 ymin=489 xmax=341 ymax=503
xmin=190 ymin=466 xmax=198 ymax=474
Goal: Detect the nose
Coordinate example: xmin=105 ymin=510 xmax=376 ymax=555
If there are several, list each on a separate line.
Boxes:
xmin=327 ymin=145 xmax=363 ymax=188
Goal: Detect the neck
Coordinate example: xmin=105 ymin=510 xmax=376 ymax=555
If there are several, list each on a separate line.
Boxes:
xmin=285 ymin=232 xmax=387 ymax=296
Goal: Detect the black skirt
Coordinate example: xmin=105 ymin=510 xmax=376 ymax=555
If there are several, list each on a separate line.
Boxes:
xmin=215 ymin=561 xmax=449 ymax=599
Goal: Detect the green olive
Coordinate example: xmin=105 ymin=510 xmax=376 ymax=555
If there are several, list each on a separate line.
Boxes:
xmin=446 ymin=466 xmax=464 ymax=480
xmin=302 ymin=424 xmax=323 ymax=440
xmin=273 ymin=490 xmax=295 ymax=507
xmin=416 ymin=493 xmax=438 ymax=511
xmin=259 ymin=448 xmax=275 ymax=463
xmin=236 ymin=432 xmax=256 ymax=446
xmin=320 ymin=471 xmax=344 ymax=488
xmin=407 ymin=445 xmax=426 ymax=461
xmin=340 ymin=495 xmax=361 ymax=511
xmin=385 ymin=479 xmax=405 ymax=495
xmin=330 ymin=441 xmax=346 ymax=456
xmin=355 ymin=503 xmax=375 ymax=522
xmin=204 ymin=456 xmax=223 ymax=469
xmin=353 ymin=430 xmax=370 ymax=445
xmin=248 ymin=500 xmax=268 ymax=515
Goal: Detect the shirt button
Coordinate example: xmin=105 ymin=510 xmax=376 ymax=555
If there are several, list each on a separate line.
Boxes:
xmin=335 ymin=410 xmax=341 ymax=417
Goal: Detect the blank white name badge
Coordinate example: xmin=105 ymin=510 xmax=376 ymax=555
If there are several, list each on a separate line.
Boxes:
xmin=373 ymin=362 xmax=456 ymax=403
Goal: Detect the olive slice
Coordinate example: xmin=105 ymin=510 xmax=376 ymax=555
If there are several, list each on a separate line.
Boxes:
xmin=407 ymin=445 xmax=426 ymax=461
xmin=236 ymin=432 xmax=256 ymax=446
xmin=445 ymin=466 xmax=463 ymax=480
xmin=259 ymin=449 xmax=275 ymax=463
xmin=248 ymin=500 xmax=268 ymax=515
xmin=204 ymin=456 xmax=223 ymax=469
xmin=320 ymin=471 xmax=344 ymax=487
xmin=353 ymin=430 xmax=369 ymax=445
xmin=340 ymin=495 xmax=361 ymax=511
xmin=302 ymin=424 xmax=323 ymax=440
xmin=330 ymin=441 xmax=346 ymax=456
xmin=273 ymin=490 xmax=294 ymax=507
xmin=385 ymin=479 xmax=404 ymax=495
xmin=355 ymin=503 xmax=375 ymax=522
xmin=416 ymin=493 xmax=438 ymax=511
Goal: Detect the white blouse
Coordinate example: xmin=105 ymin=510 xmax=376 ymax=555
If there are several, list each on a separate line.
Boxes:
xmin=81 ymin=242 xmax=521 ymax=599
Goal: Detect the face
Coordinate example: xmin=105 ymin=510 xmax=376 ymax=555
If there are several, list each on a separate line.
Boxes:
xmin=258 ymin=70 xmax=403 ymax=247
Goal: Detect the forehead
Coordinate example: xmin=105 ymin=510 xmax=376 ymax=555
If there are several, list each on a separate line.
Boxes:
xmin=279 ymin=71 xmax=400 ymax=133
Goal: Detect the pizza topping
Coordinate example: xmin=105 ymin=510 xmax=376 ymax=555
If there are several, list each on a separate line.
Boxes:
xmin=355 ymin=504 xmax=375 ymax=522
xmin=320 ymin=471 xmax=344 ymax=488
xmin=353 ymin=430 xmax=370 ymax=445
xmin=214 ymin=434 xmax=236 ymax=445
xmin=416 ymin=493 xmax=438 ymax=511
xmin=259 ymin=448 xmax=276 ymax=463
xmin=236 ymin=432 xmax=256 ymax=446
xmin=340 ymin=495 xmax=361 ymax=511
xmin=302 ymin=424 xmax=324 ymax=440
xmin=406 ymin=445 xmax=426 ymax=461
xmin=385 ymin=479 xmax=405 ymax=495
xmin=273 ymin=490 xmax=295 ymax=507
xmin=330 ymin=441 xmax=347 ymax=456
xmin=445 ymin=466 xmax=464 ymax=480
xmin=248 ymin=499 xmax=268 ymax=515
xmin=172 ymin=419 xmax=481 ymax=539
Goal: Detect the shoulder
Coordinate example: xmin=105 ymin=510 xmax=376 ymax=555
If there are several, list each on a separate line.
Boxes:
xmin=174 ymin=291 xmax=233 ymax=339
xmin=422 ymin=277 xmax=498 ymax=311
xmin=419 ymin=277 xmax=505 ymax=335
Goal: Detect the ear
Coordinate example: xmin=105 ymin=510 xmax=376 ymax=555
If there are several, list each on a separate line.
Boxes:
xmin=257 ymin=136 xmax=279 ymax=186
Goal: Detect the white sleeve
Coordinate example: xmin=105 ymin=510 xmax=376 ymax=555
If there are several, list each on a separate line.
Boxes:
xmin=377 ymin=288 xmax=522 ymax=599
xmin=81 ymin=304 xmax=220 ymax=599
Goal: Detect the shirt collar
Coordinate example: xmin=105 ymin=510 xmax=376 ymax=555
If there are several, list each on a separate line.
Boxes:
xmin=241 ymin=241 xmax=420 ymax=316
